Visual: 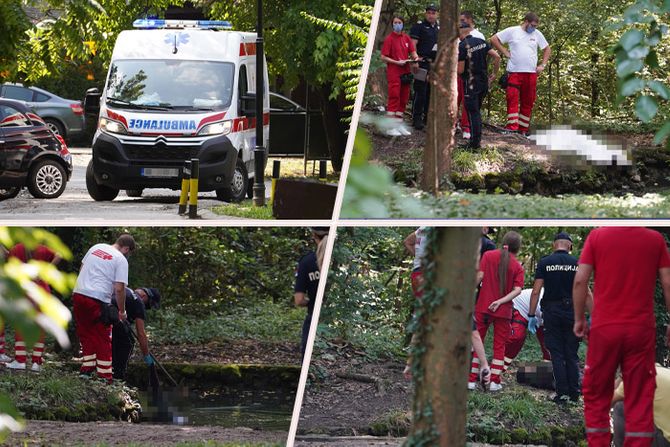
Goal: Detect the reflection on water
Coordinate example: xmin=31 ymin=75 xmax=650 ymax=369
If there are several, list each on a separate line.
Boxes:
xmin=139 ymin=386 xmax=294 ymax=430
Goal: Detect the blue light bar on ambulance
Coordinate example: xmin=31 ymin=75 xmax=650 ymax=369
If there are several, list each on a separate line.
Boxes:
xmin=132 ymin=19 xmax=233 ymax=30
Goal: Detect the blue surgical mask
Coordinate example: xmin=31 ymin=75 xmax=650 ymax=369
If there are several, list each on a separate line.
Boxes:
xmin=526 ymin=25 xmax=536 ymax=34
xmin=393 ymin=23 xmax=403 ymax=33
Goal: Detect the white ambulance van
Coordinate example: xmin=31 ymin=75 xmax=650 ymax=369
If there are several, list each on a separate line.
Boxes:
xmin=85 ymin=19 xmax=269 ymax=202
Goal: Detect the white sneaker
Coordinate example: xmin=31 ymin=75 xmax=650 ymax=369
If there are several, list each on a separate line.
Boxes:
xmin=463 ymin=131 xmax=471 ymax=139
xmin=0 ymin=354 xmax=11 ymax=363
xmin=31 ymin=363 xmax=41 ymax=373
xmin=398 ymin=124 xmax=412 ymax=136
xmin=7 ymin=360 xmax=26 ymax=370
xmin=489 ymin=382 xmax=503 ymax=391
xmin=386 ymin=127 xmax=402 ymax=137
xmin=467 ymin=382 xmax=477 ymax=390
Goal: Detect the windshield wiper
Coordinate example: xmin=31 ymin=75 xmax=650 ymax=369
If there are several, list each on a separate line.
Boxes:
xmin=173 ymin=106 xmax=216 ymax=112
xmin=107 ymin=97 xmax=172 ymax=111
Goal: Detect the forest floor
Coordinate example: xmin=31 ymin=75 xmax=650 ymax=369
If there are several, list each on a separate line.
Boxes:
xmin=369 ymin=119 xmax=665 ymax=196
xmin=0 ymin=338 xmax=302 ymax=447
xmin=5 ymin=421 xmax=286 ymax=446
xmin=298 ymin=342 xmax=585 ymax=446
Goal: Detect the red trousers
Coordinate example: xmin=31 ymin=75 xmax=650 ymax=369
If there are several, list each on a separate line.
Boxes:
xmin=470 ymin=311 xmax=510 ymax=384
xmin=387 ymin=69 xmax=411 ymax=114
xmin=504 ymin=309 xmax=551 ymax=370
xmin=583 ymin=324 xmax=656 ymax=447
xmin=505 ymin=72 xmax=538 ymax=131
xmin=0 ymin=322 xmax=45 ymax=364
xmin=73 ymin=293 xmax=113 ymax=381
xmin=457 ymin=76 xmax=471 ymax=132
xmin=411 ymin=271 xmax=423 ymax=299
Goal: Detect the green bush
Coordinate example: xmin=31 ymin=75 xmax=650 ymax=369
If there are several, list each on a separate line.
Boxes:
xmin=148 ymin=303 xmax=305 ymax=345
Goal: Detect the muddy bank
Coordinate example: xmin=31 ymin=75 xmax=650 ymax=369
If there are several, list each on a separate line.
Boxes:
xmin=5 ymin=420 xmax=286 ymax=446
xmin=369 ymin=123 xmax=669 ymax=195
xmin=299 ymin=345 xmax=584 ymax=445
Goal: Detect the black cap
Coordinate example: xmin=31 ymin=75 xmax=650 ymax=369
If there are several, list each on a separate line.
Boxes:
xmin=426 ymin=4 xmax=438 ymax=11
xmin=141 ymin=287 xmax=161 ymax=310
xmin=310 ymin=227 xmax=329 ymax=236
xmin=554 ymin=232 xmax=572 ymax=243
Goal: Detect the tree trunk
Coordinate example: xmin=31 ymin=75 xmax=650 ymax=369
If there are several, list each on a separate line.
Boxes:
xmin=317 ymin=83 xmax=346 ymax=172
xmin=408 ymin=227 xmax=480 ymax=447
xmin=590 ymin=29 xmax=600 ymax=118
xmin=493 ymin=0 xmax=503 ymax=34
xmin=421 ymin=0 xmax=459 ymax=194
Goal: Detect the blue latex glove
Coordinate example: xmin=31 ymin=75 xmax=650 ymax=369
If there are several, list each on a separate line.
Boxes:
xmin=144 ymin=354 xmax=154 ymax=366
xmin=527 ymin=316 xmax=539 ymax=334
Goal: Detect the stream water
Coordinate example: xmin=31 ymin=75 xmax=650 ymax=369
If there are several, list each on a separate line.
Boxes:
xmin=138 ymin=386 xmax=295 ymax=430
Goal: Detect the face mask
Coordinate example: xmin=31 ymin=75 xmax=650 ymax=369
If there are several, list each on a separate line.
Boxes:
xmin=393 ymin=23 xmax=403 ymax=33
xmin=526 ymin=25 xmax=536 ymax=34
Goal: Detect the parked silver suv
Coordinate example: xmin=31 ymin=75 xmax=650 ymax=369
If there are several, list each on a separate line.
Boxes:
xmin=0 ymin=83 xmax=85 ymax=142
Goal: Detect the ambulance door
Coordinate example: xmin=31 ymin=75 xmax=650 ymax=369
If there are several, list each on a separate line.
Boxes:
xmin=237 ymin=63 xmax=254 ymax=174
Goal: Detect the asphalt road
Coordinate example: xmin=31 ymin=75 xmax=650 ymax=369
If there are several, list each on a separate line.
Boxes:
xmin=0 ymin=148 xmax=272 ymax=222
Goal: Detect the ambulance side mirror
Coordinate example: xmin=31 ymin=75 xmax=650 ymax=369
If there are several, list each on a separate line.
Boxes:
xmin=239 ymin=93 xmax=257 ymax=117
xmin=84 ymin=88 xmax=101 ymax=116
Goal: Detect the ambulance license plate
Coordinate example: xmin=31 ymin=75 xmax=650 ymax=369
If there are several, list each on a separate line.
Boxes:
xmin=141 ymin=168 xmax=179 ymax=178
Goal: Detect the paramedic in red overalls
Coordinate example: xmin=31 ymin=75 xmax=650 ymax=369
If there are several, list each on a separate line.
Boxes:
xmin=504 ymin=287 xmax=551 ymax=372
xmin=381 ymin=15 xmax=419 ymax=137
xmin=3 ymin=243 xmax=60 ymax=372
xmin=574 ymin=227 xmax=670 ymax=447
xmin=73 ymin=234 xmax=134 ymax=382
xmin=491 ymin=12 xmax=551 ymax=136
xmin=469 ymin=231 xmax=524 ymax=391
xmin=403 ymin=227 xmax=430 ymax=379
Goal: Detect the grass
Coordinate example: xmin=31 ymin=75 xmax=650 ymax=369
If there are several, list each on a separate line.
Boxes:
xmin=266 ymin=157 xmax=339 ymax=183
xmin=0 ymin=368 xmax=132 ymax=422
xmin=360 ymin=187 xmax=670 ymax=218
xmin=212 ymin=200 xmax=274 ymax=219
xmin=148 ymin=303 xmax=305 ymax=345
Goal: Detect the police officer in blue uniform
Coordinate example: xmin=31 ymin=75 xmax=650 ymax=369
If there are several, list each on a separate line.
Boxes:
xmin=112 ymin=286 xmax=161 ymax=380
xmin=528 ymin=232 xmax=581 ymax=403
xmin=458 ymin=22 xmax=500 ymax=149
xmin=294 ymin=227 xmax=328 ymax=358
xmin=409 ymin=4 xmax=439 ymax=130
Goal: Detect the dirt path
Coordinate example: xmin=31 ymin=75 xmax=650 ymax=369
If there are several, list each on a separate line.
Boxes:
xmin=299 ymin=346 xmax=411 ymax=436
xmin=5 ymin=420 xmax=287 ymax=446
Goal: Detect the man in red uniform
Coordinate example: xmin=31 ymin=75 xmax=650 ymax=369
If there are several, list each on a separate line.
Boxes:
xmin=574 ymin=227 xmax=670 ymax=447
xmin=73 ymin=234 xmax=134 ymax=382
xmin=469 ymin=231 xmax=524 ymax=391
xmin=491 ymin=12 xmax=551 ymax=136
xmin=3 ymin=243 xmax=60 ymax=372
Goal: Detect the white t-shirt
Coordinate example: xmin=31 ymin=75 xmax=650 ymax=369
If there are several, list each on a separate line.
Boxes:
xmin=74 ymin=243 xmax=129 ymax=304
xmin=413 ymin=227 xmax=430 ymax=270
xmin=470 ymin=28 xmax=485 ymax=40
xmin=496 ymin=25 xmax=549 ymax=73
xmin=513 ymin=288 xmax=544 ymax=325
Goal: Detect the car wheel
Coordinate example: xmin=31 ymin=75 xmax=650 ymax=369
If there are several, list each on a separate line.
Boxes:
xmin=86 ymin=160 xmax=119 ymax=201
xmin=216 ymin=159 xmax=248 ymax=202
xmin=45 ymin=119 xmax=66 ymax=138
xmin=0 ymin=187 xmax=20 ymax=201
xmin=126 ymin=189 xmax=143 ymax=198
xmin=27 ymin=159 xmax=67 ymax=199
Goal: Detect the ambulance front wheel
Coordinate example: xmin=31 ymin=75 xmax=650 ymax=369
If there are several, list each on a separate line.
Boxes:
xmin=216 ymin=159 xmax=248 ymax=203
xmin=86 ymin=160 xmax=119 ymax=201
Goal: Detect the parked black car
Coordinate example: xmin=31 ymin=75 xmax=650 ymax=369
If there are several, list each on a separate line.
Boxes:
xmin=0 ymin=99 xmax=73 ymax=200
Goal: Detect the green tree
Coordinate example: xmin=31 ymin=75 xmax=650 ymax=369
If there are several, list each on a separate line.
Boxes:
xmin=0 ymin=227 xmax=75 ymax=440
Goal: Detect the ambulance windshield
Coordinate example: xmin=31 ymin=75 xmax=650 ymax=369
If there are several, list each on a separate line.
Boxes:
xmin=106 ymin=60 xmax=234 ymax=111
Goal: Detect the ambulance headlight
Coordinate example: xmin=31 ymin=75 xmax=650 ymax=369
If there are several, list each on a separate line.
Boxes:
xmin=99 ymin=117 xmax=128 ymax=135
xmin=198 ymin=120 xmax=232 ymax=136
